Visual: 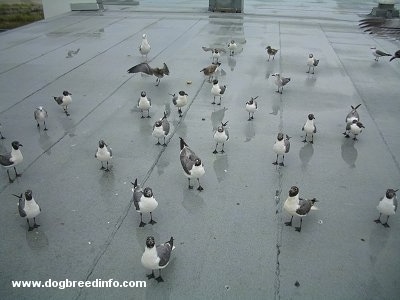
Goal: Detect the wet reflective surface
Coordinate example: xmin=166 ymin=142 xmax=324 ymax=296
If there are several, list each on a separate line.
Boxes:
xmin=0 ymin=1 xmax=399 ymax=299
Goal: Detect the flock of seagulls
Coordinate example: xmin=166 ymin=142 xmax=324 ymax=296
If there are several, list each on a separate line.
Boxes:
xmin=0 ymin=27 xmax=399 ymax=283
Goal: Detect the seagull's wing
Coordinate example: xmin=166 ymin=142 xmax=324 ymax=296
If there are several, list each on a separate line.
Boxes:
xmin=202 ymin=46 xmax=212 ymax=52
xmin=302 ymin=123 xmax=305 ymax=131
xmin=296 ymin=199 xmax=312 ymax=216
xmin=162 ymin=63 xmax=169 ymax=76
xmin=284 ymin=138 xmax=290 ymax=153
xmin=394 ymin=196 xmax=398 ymax=212
xmin=127 ymin=63 xmax=153 ymax=75
xmin=54 ymin=96 xmax=63 ymax=105
xmin=162 ymin=119 xmax=170 ymax=135
xmin=313 ymin=59 xmax=320 ymax=66
xmin=133 ymin=188 xmax=142 ymax=211
xmin=375 ymin=49 xmax=391 ymax=56
xmin=220 ymin=85 xmax=226 ymax=95
xmin=216 ymin=48 xmax=226 ymax=53
xmin=156 ymin=243 xmax=172 ymax=267
xmin=18 ymin=197 xmax=26 ymax=217
xmin=172 ymin=95 xmax=178 ymax=106
xmin=282 ymin=77 xmax=291 ymax=86
xmin=314 ymin=124 xmax=317 ymax=133
xmin=0 ymin=153 xmax=12 ymax=166
xmin=345 ymin=123 xmax=351 ymax=131
xmin=180 ymin=147 xmax=196 ymax=175
xmin=34 ymin=110 xmax=38 ymax=120
xmin=225 ymin=128 xmax=230 ymax=141
xmin=107 ymin=146 xmax=112 ymax=158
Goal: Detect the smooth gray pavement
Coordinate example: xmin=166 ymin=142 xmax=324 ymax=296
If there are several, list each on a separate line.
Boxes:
xmin=0 ymin=1 xmax=400 ymax=299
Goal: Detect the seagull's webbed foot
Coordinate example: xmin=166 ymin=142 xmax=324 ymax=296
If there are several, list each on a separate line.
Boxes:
xmin=213 ymin=149 xmax=218 ymax=154
xmin=139 ymin=221 xmax=146 ymax=227
xmin=279 ymin=162 xmax=285 ymax=166
xmin=353 ymin=137 xmax=358 ymax=141
xmin=146 ymin=271 xmax=155 ymax=280
xmin=141 ymin=116 xmax=145 ymax=119
xmin=155 ymin=141 xmax=161 ymax=145
xmin=220 ymin=149 xmax=225 ymax=153
xmin=34 ymin=223 xmax=40 ymax=228
xmin=374 ymin=219 xmax=381 ymax=224
xmin=295 ymin=227 xmax=302 ymax=232
xmin=155 ymin=276 xmax=164 ymax=283
xmin=344 ymin=134 xmax=350 ymax=138
xmin=44 ymin=127 xmax=48 ymax=131
xmin=272 ymin=161 xmax=278 ymax=165
xmin=149 ymin=219 xmax=157 ymax=225
xmin=28 ymin=227 xmax=34 ymax=231
xmin=302 ymin=139 xmax=307 ymax=143
xmin=382 ymin=223 xmax=390 ymax=228
xmin=197 ymin=185 xmax=204 ymax=191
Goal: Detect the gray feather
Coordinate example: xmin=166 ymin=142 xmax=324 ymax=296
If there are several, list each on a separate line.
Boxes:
xmin=18 ymin=197 xmax=26 ymax=217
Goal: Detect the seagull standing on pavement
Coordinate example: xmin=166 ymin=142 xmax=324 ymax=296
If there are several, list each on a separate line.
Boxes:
xmin=152 ymin=112 xmax=170 ymax=146
xmin=302 ymin=113 xmax=316 ymax=143
xmin=272 ymin=73 xmax=290 ymax=94
xmin=211 ymin=79 xmax=226 ymax=105
xmin=306 ymin=53 xmax=319 ymax=74
xmin=390 ymin=49 xmax=400 ymax=61
xmin=1 ymin=141 xmax=23 ymax=183
xmin=228 ymin=40 xmax=237 ymax=56
xmin=34 ymin=106 xmax=48 ymax=131
xmin=53 ymin=91 xmax=72 ymax=116
xmin=375 ymin=188 xmax=398 ymax=228
xmin=132 ymin=178 xmax=158 ymax=227
xmin=266 ymin=46 xmax=278 ymax=61
xmin=371 ymin=47 xmax=391 ymax=61
xmin=171 ymin=91 xmax=188 ymax=118
xmin=127 ymin=62 xmax=169 ymax=86
xmin=137 ymin=91 xmax=151 ymax=118
xmin=141 ymin=236 xmax=174 ymax=282
xmin=283 ymin=186 xmax=318 ymax=232
xmin=273 ymin=133 xmax=290 ymax=166
xmin=139 ymin=33 xmax=151 ymax=59
xmin=200 ymin=62 xmax=221 ymax=82
xmin=344 ymin=120 xmax=365 ymax=141
xmin=213 ymin=121 xmax=229 ymax=154
xmin=179 ymin=137 xmax=205 ymax=191
xmin=245 ymin=96 xmax=258 ymax=121
xmin=14 ymin=190 xmax=41 ymax=231
xmin=202 ymin=47 xmax=226 ymax=63
xmin=95 ymin=140 xmax=112 ymax=171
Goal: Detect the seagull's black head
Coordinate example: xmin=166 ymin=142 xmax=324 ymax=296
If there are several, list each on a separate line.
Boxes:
xmin=146 ymin=236 xmax=155 ymax=248
xmin=212 ymin=79 xmax=219 ymax=85
xmin=247 ymin=99 xmax=254 ymax=105
xmin=277 ymin=133 xmax=284 ymax=141
xmin=289 ymin=186 xmax=299 ymax=197
xmin=63 ymin=91 xmax=71 ymax=96
xmin=11 ymin=141 xmax=22 ymax=150
xmin=179 ymin=91 xmax=187 ymax=96
xmin=141 ymin=91 xmax=146 ymax=97
xmin=351 ymin=119 xmax=358 ymax=124
xmin=143 ymin=187 xmax=153 ymax=198
xmin=154 ymin=120 xmax=162 ymax=127
xmin=308 ymin=113 xmax=315 ymax=120
xmin=309 ymin=53 xmax=314 ymax=58
xmin=194 ymin=158 xmax=202 ymax=166
xmin=386 ymin=189 xmax=398 ymax=199
xmin=214 ymin=49 xmax=219 ymax=54
xmin=217 ymin=126 xmax=224 ymax=133
xmin=25 ymin=189 xmax=33 ymax=200
xmin=266 ymin=46 xmax=271 ymax=50
xmin=231 ymin=40 xmax=235 ymax=44
xmin=99 ymin=140 xmax=106 ymax=148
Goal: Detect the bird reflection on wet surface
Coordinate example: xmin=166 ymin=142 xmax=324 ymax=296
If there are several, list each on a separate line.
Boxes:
xmin=341 ymin=138 xmax=358 ymax=168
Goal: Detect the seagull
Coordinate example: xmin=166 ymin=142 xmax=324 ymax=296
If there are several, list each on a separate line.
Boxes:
xmin=245 ymin=96 xmax=258 ymax=121
xmin=171 ymin=91 xmax=188 ymax=118
xmin=179 ymin=137 xmax=205 ymax=191
xmin=0 ymin=122 xmax=5 ymax=139
xmin=306 ymin=53 xmax=319 ymax=74
xmin=302 ymin=113 xmax=316 ymax=143
xmin=213 ymin=121 xmax=229 ymax=154
xmin=139 ymin=33 xmax=151 ymax=58
xmin=272 ymin=73 xmax=290 ymax=94
xmin=200 ymin=62 xmax=221 ymax=82
xmin=371 ymin=47 xmax=391 ymax=61
xmin=273 ymin=133 xmax=290 ymax=166
xmin=14 ymin=190 xmax=41 ymax=231
xmin=132 ymin=178 xmax=158 ymax=227
xmin=390 ymin=49 xmax=400 ymax=61
xmin=34 ymin=106 xmax=48 ymax=131
xmin=141 ymin=236 xmax=174 ymax=282
xmin=345 ymin=104 xmax=361 ymax=125
xmin=127 ymin=62 xmax=169 ymax=86
xmin=66 ymin=48 xmax=80 ymax=58
xmin=95 ymin=140 xmax=112 ymax=171
xmin=227 ymin=40 xmax=237 ymax=56
xmin=202 ymin=47 xmax=226 ymax=63
xmin=137 ymin=91 xmax=151 ymax=118
xmin=344 ymin=120 xmax=365 ymax=141
xmin=0 ymin=141 xmax=23 ymax=183
xmin=266 ymin=46 xmax=278 ymax=61
xmin=152 ymin=112 xmax=170 ymax=146
xmin=283 ymin=186 xmax=318 ymax=232
xmin=211 ymin=79 xmax=226 ymax=105
xmin=53 ymin=91 xmax=72 ymax=116
xmin=375 ymin=188 xmax=398 ymax=228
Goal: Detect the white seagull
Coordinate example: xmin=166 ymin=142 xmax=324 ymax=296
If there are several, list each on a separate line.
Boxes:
xmin=213 ymin=121 xmax=229 ymax=154
xmin=245 ymin=96 xmax=258 ymax=121
xmin=273 ymin=133 xmax=290 ymax=166
xmin=180 ymin=137 xmax=205 ymax=191
xmin=283 ymin=186 xmax=318 ymax=232
xmin=137 ymin=91 xmax=151 ymax=118
xmin=34 ymin=106 xmax=48 ymax=131
xmin=211 ymin=79 xmax=226 ymax=105
xmin=370 ymin=47 xmax=391 ymax=61
xmin=139 ymin=33 xmax=151 ymax=58
xmin=171 ymin=91 xmax=188 ymax=118
xmin=344 ymin=120 xmax=365 ymax=141
xmin=141 ymin=236 xmax=174 ymax=282
xmin=53 ymin=90 xmax=72 ymax=116
xmin=227 ymin=40 xmax=237 ymax=56
xmin=152 ymin=112 xmax=170 ymax=146
xmin=306 ymin=53 xmax=319 ymax=74
xmin=375 ymin=189 xmax=398 ymax=228
xmin=302 ymin=113 xmax=316 ymax=143
xmin=132 ymin=178 xmax=158 ymax=227
xmin=272 ymin=73 xmax=290 ymax=94
xmin=1 ymin=141 xmax=23 ymax=183
xmin=95 ymin=140 xmax=112 ymax=171
xmin=14 ymin=190 xmax=41 ymax=231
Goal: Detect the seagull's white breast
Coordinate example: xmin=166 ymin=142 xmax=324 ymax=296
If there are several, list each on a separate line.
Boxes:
xmin=273 ymin=140 xmax=286 ymax=155
xmin=141 ymin=247 xmax=161 ymax=270
xmin=24 ymin=198 xmax=41 ymax=219
xmin=138 ymin=97 xmax=151 ymax=110
xmin=283 ymin=196 xmax=300 ymax=216
xmin=10 ymin=149 xmax=23 ymax=165
xmin=62 ymin=95 xmax=72 ymax=106
xmin=377 ymin=197 xmax=396 ymax=215
xmin=214 ymin=131 xmax=228 ymax=143
xmin=96 ymin=147 xmax=111 ymax=161
xmin=175 ymin=95 xmax=188 ymax=108
xmin=138 ymin=196 xmax=158 ymax=213
xmin=211 ymin=84 xmax=221 ymax=96
xmin=246 ymin=103 xmax=257 ymax=113
xmin=303 ymin=119 xmax=315 ymax=134
xmin=152 ymin=126 xmax=165 ymax=138
xmin=350 ymin=123 xmax=362 ymax=135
